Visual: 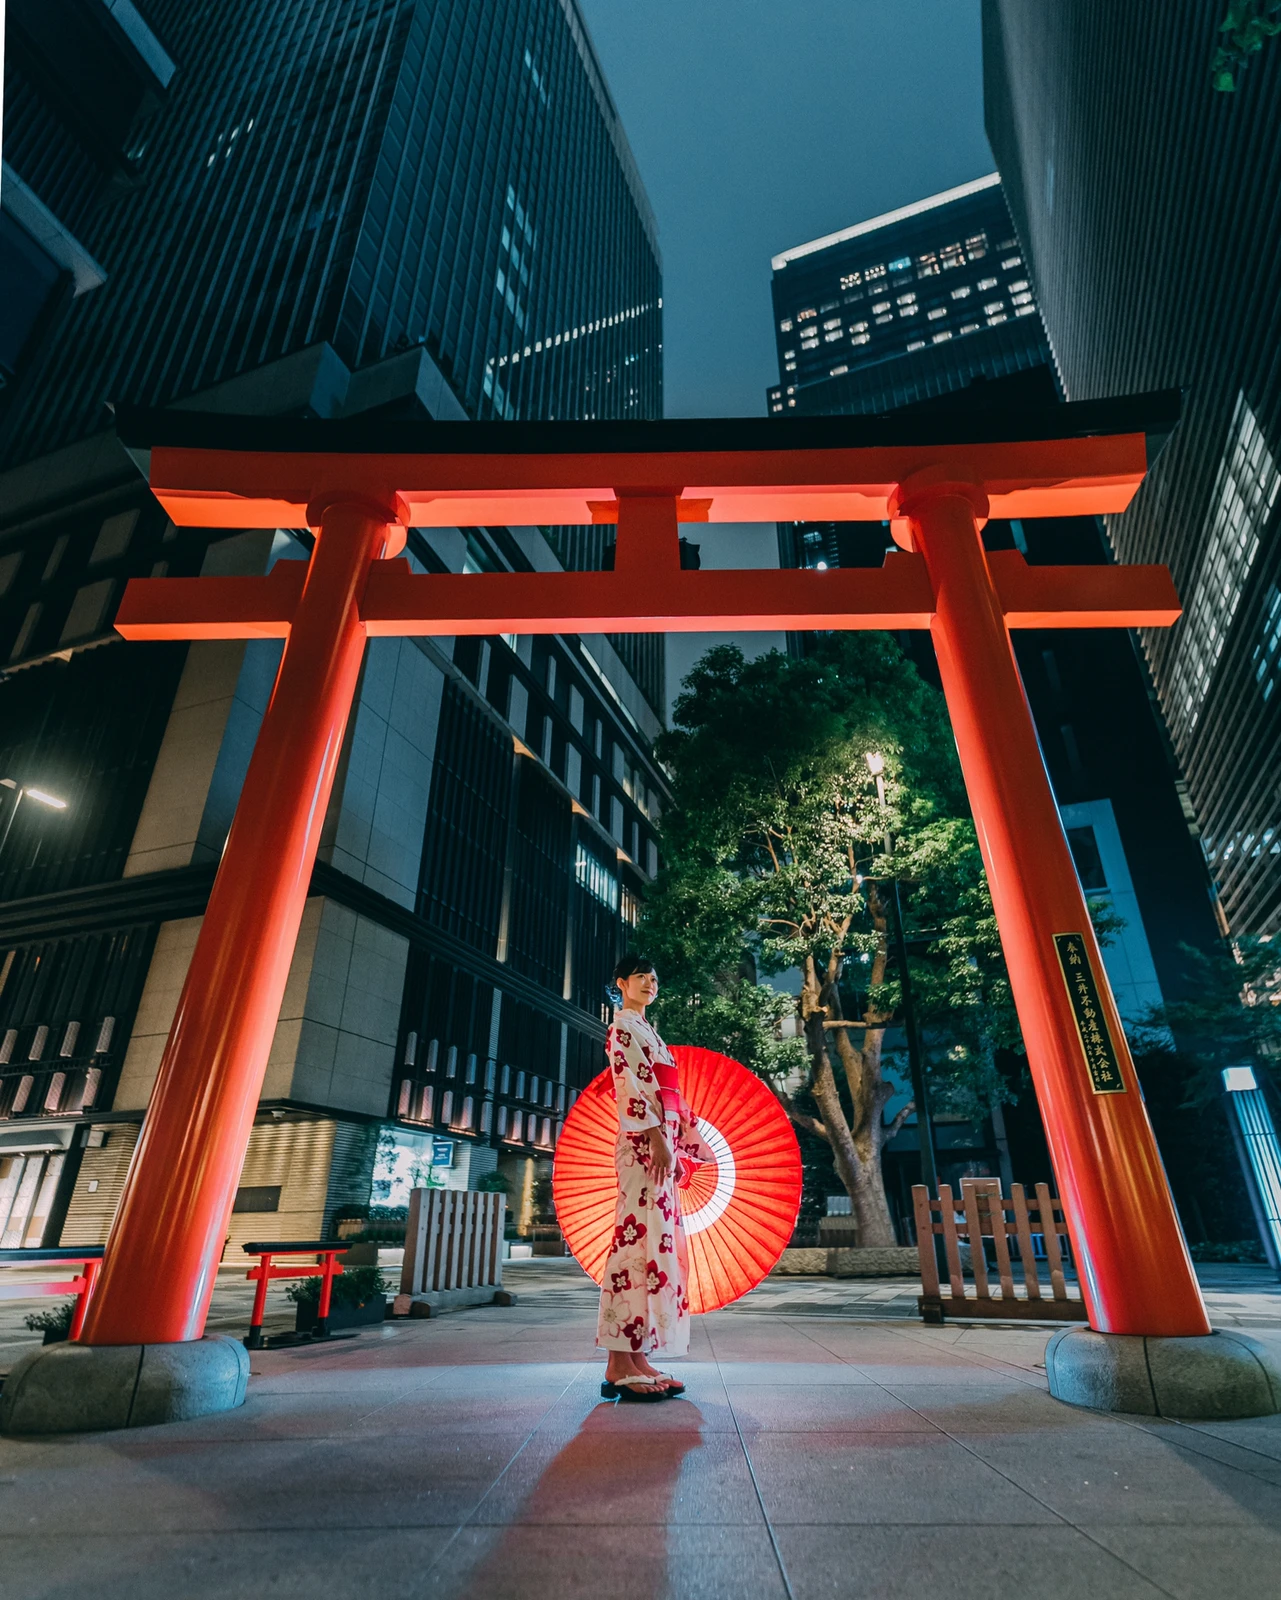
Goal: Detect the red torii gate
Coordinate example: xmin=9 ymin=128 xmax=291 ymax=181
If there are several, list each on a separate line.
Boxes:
xmin=88 ymin=398 xmax=1208 ymax=1348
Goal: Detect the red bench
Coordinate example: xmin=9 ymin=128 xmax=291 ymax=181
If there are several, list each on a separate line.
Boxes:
xmin=0 ymin=1247 xmax=104 ymax=1340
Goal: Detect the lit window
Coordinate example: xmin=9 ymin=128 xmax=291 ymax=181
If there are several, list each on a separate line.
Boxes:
xmin=951 ymin=285 xmax=972 ymax=299
xmin=783 ymin=348 xmax=796 ymax=358
xmin=784 ymin=360 xmax=797 ymax=371
xmin=839 ymin=271 xmax=861 ymax=289
xmin=927 ymin=308 xmax=947 ymax=321
xmin=1254 ymin=583 xmax=1281 ymax=701
xmin=986 ymin=312 xmax=1008 ymax=324
xmin=896 ymin=293 xmax=916 ymax=305
xmin=889 ymin=256 xmax=912 ymax=271
xmin=932 ymin=330 xmax=953 ymax=342
xmin=965 ymin=233 xmax=988 ymax=258
xmin=824 ymin=329 xmax=843 ymax=341
xmin=871 ymin=300 xmax=890 ymax=314
xmin=849 ymin=321 xmax=868 ymax=333
xmin=1011 ymin=291 xmax=1034 ymax=306
xmin=1015 ymin=304 xmax=1037 ymax=316
xmin=1169 ymin=392 xmax=1280 ymax=733
xmin=779 ymin=318 xmax=793 ymax=332
xmin=865 ymin=264 xmax=886 ymax=281
xmin=797 ymin=307 xmax=817 ymax=321
xmin=1009 ymin=280 xmax=1029 ymax=292
xmin=906 ymin=339 xmax=927 ymax=351
xmin=829 ymin=363 xmax=849 ymax=376
xmin=941 ymin=244 xmax=964 ymax=269
xmin=822 ymin=316 xmax=841 ymax=330
xmin=576 ymin=843 xmax=619 ymax=910
xmin=1001 ymin=255 xmax=1022 ymax=269
xmin=983 ymin=301 xmax=1004 ymax=314
xmin=874 ymin=314 xmax=893 ymax=325
xmin=851 ymin=333 xmax=870 ymax=345
xmin=958 ymin=322 xmax=980 ymax=335
xmin=771 ymin=404 xmax=783 ymax=413
xmin=917 ymin=254 xmax=940 ymax=277
xmin=819 ymin=300 xmax=839 ymax=313
xmin=977 ymin=277 xmax=998 ymax=291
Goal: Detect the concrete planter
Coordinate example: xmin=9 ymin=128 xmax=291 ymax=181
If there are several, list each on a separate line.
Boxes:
xmin=294 ymin=1297 xmax=386 ymax=1334
xmin=772 ymin=1246 xmax=921 ymax=1278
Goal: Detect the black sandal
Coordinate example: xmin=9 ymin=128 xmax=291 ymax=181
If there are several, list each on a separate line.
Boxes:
xmin=601 ymin=1376 xmax=671 ymax=1402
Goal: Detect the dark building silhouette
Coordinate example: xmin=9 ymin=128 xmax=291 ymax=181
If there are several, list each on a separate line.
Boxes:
xmin=0 ymin=0 xmax=665 ymax=1249
xmin=1 ymin=0 xmax=176 ymax=403
xmin=984 ymin=0 xmax=1281 ymax=937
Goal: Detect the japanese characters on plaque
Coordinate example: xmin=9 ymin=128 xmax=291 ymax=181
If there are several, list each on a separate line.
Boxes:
xmin=1053 ymin=934 xmax=1127 ymax=1095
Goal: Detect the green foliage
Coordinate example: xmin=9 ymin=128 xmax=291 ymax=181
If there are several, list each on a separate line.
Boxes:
xmin=285 ymin=1264 xmax=390 ymax=1309
xmin=653 ymin=979 xmax=808 ymax=1085
xmin=1132 ymin=937 xmax=1281 ymax=1102
xmin=23 ymin=1299 xmax=74 ymax=1334
xmin=640 ymin=636 xmax=1018 ymax=1241
xmin=1189 ymin=1238 xmax=1267 ymax=1263
xmin=1212 ymin=0 xmax=1281 ymax=90
xmin=474 ymin=1172 xmax=512 ymax=1194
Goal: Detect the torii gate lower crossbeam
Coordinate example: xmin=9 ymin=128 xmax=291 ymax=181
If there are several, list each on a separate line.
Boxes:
xmin=85 ymin=401 xmax=1209 ymax=1355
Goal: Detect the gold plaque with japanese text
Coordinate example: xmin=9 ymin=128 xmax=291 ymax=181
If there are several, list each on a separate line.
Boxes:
xmin=1053 ymin=934 xmax=1127 ymax=1094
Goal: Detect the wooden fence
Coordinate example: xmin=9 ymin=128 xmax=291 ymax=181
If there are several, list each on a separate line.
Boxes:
xmin=400 ymin=1189 xmax=506 ymax=1300
xmin=912 ymin=1179 xmax=1088 ymax=1323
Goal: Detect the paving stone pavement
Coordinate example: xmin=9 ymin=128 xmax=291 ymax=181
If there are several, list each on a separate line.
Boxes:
xmin=1 ymin=1257 xmax=1280 ymax=1598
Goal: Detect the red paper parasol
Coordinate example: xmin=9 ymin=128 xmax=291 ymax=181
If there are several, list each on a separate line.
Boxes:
xmin=552 ymin=1044 xmax=802 ymax=1314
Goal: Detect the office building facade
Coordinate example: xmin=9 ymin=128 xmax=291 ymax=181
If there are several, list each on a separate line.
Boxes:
xmin=766 ymin=174 xmax=1047 ymax=420
xmin=0 ymin=0 xmax=665 ymax=1250
xmin=984 ymin=0 xmax=1281 ymax=935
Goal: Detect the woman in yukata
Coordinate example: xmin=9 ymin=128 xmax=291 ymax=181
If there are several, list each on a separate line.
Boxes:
xmin=596 ymin=955 xmax=716 ymax=1402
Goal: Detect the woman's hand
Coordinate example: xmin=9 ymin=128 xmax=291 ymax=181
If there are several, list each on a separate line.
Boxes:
xmin=646 ymin=1126 xmax=675 ymax=1180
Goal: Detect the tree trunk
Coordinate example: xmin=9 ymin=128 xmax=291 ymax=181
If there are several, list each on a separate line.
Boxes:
xmin=796 ymin=951 xmax=899 ymax=1248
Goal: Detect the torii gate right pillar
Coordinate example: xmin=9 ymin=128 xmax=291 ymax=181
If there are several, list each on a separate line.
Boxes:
xmin=894 ymin=475 xmax=1210 ymax=1339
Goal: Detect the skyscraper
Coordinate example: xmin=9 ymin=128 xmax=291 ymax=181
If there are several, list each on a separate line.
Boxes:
xmin=766 ymin=174 xmax=1047 ymax=420
xmin=983 ymin=0 xmax=1281 ymax=935
xmin=0 ymin=0 xmax=665 ymax=1250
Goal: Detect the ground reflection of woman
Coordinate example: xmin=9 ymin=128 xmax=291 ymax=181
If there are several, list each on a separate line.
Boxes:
xmin=596 ymin=956 xmax=716 ymax=1403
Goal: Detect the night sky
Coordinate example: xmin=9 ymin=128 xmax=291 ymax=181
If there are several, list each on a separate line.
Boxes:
xmin=577 ymin=0 xmax=994 ymax=419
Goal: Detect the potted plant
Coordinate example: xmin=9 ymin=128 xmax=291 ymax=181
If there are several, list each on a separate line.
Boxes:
xmin=24 ymin=1300 xmax=75 ymax=1345
xmin=286 ymin=1265 xmax=389 ymax=1333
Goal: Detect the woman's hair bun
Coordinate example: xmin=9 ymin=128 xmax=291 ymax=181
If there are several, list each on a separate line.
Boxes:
xmin=612 ymin=955 xmax=656 ymax=983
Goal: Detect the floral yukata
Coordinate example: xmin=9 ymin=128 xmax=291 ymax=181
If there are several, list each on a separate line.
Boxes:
xmin=596 ymin=1010 xmax=716 ymax=1356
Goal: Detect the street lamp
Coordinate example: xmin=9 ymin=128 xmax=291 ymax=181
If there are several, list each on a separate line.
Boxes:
xmin=863 ymin=752 xmax=940 ymax=1198
xmin=0 ymin=778 xmax=69 ymax=862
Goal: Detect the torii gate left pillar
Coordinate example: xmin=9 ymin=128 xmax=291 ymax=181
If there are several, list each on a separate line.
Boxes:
xmin=4 ymin=399 xmax=1277 ymax=1437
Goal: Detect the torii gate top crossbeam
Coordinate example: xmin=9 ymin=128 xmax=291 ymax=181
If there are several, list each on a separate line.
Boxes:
xmin=114 ymin=394 xmax=1183 ymax=641
xmin=118 ymin=392 xmax=1178 ymax=529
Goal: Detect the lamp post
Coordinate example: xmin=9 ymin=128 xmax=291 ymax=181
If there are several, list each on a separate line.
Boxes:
xmin=0 ymin=779 xmax=68 ymax=863
xmin=864 ymin=753 xmax=939 ymax=1197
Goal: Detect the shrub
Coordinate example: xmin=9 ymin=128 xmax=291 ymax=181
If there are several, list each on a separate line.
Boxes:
xmin=474 ymin=1172 xmax=511 ymax=1195
xmin=24 ymin=1300 xmax=74 ymax=1335
xmin=1189 ymin=1239 xmax=1267 ymax=1264
xmin=285 ymin=1264 xmax=390 ymax=1310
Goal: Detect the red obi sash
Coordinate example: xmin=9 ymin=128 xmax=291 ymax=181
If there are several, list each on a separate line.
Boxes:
xmin=653 ymin=1062 xmax=682 ymax=1116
